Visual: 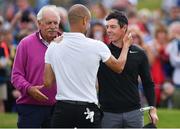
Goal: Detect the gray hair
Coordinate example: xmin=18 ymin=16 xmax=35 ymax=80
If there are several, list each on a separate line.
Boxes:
xmin=168 ymin=21 xmax=180 ymax=32
xmin=37 ymin=5 xmax=60 ymax=22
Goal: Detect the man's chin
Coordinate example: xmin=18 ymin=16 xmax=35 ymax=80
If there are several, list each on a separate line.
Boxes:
xmin=108 ymin=38 xmax=115 ymax=42
xmin=48 ymin=34 xmax=57 ymax=38
xmin=48 ymin=31 xmax=57 ymax=35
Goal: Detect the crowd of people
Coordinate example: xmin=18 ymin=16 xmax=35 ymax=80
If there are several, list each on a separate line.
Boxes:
xmin=0 ymin=0 xmax=179 ymax=128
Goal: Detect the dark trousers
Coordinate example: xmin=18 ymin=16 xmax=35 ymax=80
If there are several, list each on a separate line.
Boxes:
xmin=16 ymin=104 xmax=54 ymax=128
xmin=51 ymin=100 xmax=103 ymax=128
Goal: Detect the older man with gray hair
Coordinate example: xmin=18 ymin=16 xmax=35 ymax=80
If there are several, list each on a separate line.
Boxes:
xmin=11 ymin=5 xmax=60 ymax=128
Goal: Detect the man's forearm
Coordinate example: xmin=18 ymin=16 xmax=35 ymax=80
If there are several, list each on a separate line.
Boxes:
xmin=116 ymin=45 xmax=129 ymax=72
xmin=11 ymin=72 xmax=32 ymax=95
xmin=44 ymin=64 xmax=55 ymax=88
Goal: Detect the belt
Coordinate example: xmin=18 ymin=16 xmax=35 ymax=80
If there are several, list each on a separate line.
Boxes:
xmin=58 ymin=100 xmax=95 ymax=106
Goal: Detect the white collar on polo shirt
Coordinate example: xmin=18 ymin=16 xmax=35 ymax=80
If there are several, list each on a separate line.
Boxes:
xmin=39 ymin=32 xmax=50 ymax=47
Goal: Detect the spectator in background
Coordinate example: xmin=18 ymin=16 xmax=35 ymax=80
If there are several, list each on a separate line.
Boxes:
xmin=160 ymin=80 xmax=174 ymax=108
xmin=111 ymin=0 xmax=129 ymax=12
xmin=57 ymin=6 xmax=69 ymax=32
xmin=15 ymin=0 xmax=33 ymax=14
xmin=149 ymin=24 xmax=169 ymax=106
xmin=127 ymin=8 xmax=153 ymax=43
xmin=162 ymin=0 xmax=180 ymax=18
xmin=90 ymin=3 xmax=108 ymax=24
xmin=3 ymin=3 xmax=15 ymax=30
xmin=10 ymin=6 xmax=37 ymax=32
xmin=137 ymin=8 xmax=153 ymax=43
xmin=0 ymin=17 xmax=10 ymax=113
xmin=165 ymin=5 xmax=180 ymax=25
xmin=129 ymin=25 xmax=154 ymax=65
xmin=10 ymin=0 xmax=37 ymax=45
xmin=88 ymin=21 xmax=109 ymax=44
xmin=167 ymin=21 xmax=180 ymax=42
xmin=1 ymin=28 xmax=18 ymax=112
xmin=11 ymin=5 xmax=60 ymax=128
xmin=0 ymin=30 xmax=9 ymax=113
xmin=102 ymin=0 xmax=116 ymax=9
xmin=34 ymin=0 xmax=49 ymax=14
xmin=166 ymin=21 xmax=180 ymax=108
xmin=0 ymin=56 xmax=8 ymax=113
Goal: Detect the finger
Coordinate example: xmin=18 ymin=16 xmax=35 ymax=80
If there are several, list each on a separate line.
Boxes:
xmin=151 ymin=117 xmax=155 ymax=124
xmin=36 ymin=91 xmax=48 ymax=101
xmin=124 ymin=31 xmax=132 ymax=41
xmin=148 ymin=113 xmax=153 ymax=123
xmin=126 ymin=30 xmax=131 ymax=36
xmin=125 ymin=28 xmax=130 ymax=35
xmin=37 ymin=91 xmax=49 ymax=100
xmin=153 ymin=119 xmax=157 ymax=125
xmin=128 ymin=33 xmax=132 ymax=38
xmin=153 ymin=117 xmax=158 ymax=125
xmin=54 ymin=36 xmax=63 ymax=42
xmin=36 ymin=85 xmax=44 ymax=89
xmin=149 ymin=114 xmax=157 ymax=125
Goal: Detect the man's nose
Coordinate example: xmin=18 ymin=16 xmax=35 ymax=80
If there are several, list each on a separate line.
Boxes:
xmin=50 ymin=22 xmax=58 ymax=28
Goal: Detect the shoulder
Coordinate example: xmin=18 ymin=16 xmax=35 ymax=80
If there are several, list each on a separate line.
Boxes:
xmin=85 ymin=37 xmax=108 ymax=48
xmin=21 ymin=32 xmax=37 ymax=42
xmin=86 ymin=37 xmax=98 ymax=43
xmin=86 ymin=37 xmax=104 ymax=44
xmin=130 ymin=44 xmax=144 ymax=52
xmin=130 ymin=44 xmax=147 ymax=57
xmin=90 ymin=38 xmax=107 ymax=47
xmin=18 ymin=32 xmax=37 ymax=47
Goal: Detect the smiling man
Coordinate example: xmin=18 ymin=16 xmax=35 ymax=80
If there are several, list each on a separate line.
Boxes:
xmin=44 ymin=4 xmax=132 ymax=128
xmin=97 ymin=10 xmax=158 ymax=128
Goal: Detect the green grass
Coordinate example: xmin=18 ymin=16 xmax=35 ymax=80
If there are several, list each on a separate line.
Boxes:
xmin=0 ymin=113 xmax=17 ymax=128
xmin=137 ymin=0 xmax=162 ymax=10
xmin=144 ymin=108 xmax=180 ymax=128
xmin=0 ymin=108 xmax=180 ymax=127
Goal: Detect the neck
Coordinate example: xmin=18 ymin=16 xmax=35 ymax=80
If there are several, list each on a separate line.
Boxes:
xmin=39 ymin=31 xmax=53 ymax=43
xmin=112 ymin=39 xmax=123 ymax=48
xmin=70 ymin=24 xmax=84 ymax=34
xmin=44 ymin=37 xmax=53 ymax=43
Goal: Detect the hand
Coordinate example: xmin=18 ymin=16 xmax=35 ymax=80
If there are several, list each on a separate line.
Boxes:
xmin=54 ymin=35 xmax=63 ymax=43
xmin=27 ymin=85 xmax=48 ymax=101
xmin=149 ymin=107 xmax=159 ymax=125
xmin=123 ymin=31 xmax=133 ymax=48
xmin=12 ymin=90 xmax=21 ymax=98
xmin=29 ymin=13 xmax=36 ymax=20
xmin=14 ymin=11 xmax=22 ymax=20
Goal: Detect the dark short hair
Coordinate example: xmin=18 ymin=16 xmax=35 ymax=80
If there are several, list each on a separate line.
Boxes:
xmin=106 ymin=10 xmax=128 ymax=28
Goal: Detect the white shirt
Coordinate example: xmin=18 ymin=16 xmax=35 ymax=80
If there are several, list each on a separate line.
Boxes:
xmin=45 ymin=32 xmax=111 ymax=104
xmin=167 ymin=39 xmax=180 ymax=85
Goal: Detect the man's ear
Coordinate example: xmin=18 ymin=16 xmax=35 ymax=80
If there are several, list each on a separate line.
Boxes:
xmin=37 ymin=20 xmax=42 ymax=25
xmin=123 ymin=25 xmax=128 ymax=33
xmin=83 ymin=16 xmax=88 ymax=26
